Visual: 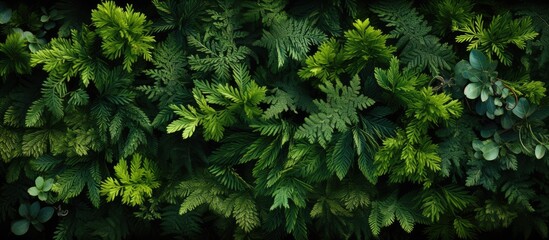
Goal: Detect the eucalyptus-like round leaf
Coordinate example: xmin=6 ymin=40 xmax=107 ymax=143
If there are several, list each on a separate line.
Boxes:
xmin=28 ymin=187 xmax=40 ymax=197
xmin=29 ymin=202 xmax=40 ymax=218
xmin=470 ymin=49 xmax=490 ymax=70
xmin=35 ymin=176 xmax=44 ymax=189
xmin=535 ymin=145 xmax=546 ymax=159
xmin=37 ymin=206 xmax=54 ymax=223
xmin=464 ymin=83 xmax=482 ymax=99
xmin=481 ymin=141 xmax=500 ymax=161
xmin=43 ymin=179 xmax=54 ymax=192
xmin=11 ymin=219 xmax=30 ymax=236
xmin=472 ymin=140 xmax=483 ymax=151
xmin=512 ymin=97 xmax=530 ymax=119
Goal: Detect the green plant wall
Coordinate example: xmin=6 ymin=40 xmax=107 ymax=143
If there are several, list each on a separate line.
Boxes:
xmin=1 ymin=0 xmax=549 ymax=239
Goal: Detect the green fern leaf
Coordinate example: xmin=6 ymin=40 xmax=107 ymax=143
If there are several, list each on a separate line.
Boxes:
xmin=100 ymin=154 xmax=160 ymax=206
xmin=91 ymin=1 xmax=155 ymax=71
xmin=255 ymin=17 xmax=326 ymax=69
xmin=295 ymin=75 xmax=374 ymax=147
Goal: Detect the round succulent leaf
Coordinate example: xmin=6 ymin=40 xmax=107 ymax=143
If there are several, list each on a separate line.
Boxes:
xmin=464 ymin=82 xmax=482 ymax=99
xmin=29 ymin=202 xmax=40 ymax=218
xmin=481 ymin=141 xmax=500 ymax=161
xmin=35 ymin=176 xmax=44 ymax=189
xmin=535 ymin=144 xmax=546 ymax=159
xmin=27 ymin=187 xmax=40 ymax=197
xmin=18 ymin=203 xmax=29 ymax=217
xmin=494 ymin=107 xmax=504 ymax=116
xmin=481 ymin=88 xmax=490 ymax=102
xmin=40 ymin=15 xmax=49 ymax=22
xmin=43 ymin=179 xmax=54 ymax=192
xmin=11 ymin=219 xmax=30 ymax=236
xmin=38 ymin=192 xmax=48 ymax=201
xmin=37 ymin=207 xmax=54 ymax=223
xmin=472 ymin=139 xmax=483 ymax=151
xmin=494 ymin=98 xmax=503 ymax=107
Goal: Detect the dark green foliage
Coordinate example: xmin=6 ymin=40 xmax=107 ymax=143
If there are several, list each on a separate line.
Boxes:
xmin=1 ymin=0 xmax=549 ymax=239
xmin=371 ymin=0 xmax=456 ymax=74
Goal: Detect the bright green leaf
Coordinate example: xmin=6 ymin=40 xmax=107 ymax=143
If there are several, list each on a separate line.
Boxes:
xmin=43 ymin=179 xmax=54 ymax=192
xmin=35 ymin=176 xmax=44 ymax=189
xmin=27 ymin=187 xmax=40 ymax=197
xmin=38 ymin=192 xmax=48 ymax=201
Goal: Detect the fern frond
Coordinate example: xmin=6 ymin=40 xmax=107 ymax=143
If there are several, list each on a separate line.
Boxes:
xmin=295 ymin=75 xmax=374 ymax=147
xmin=100 ymin=154 xmax=160 ymax=206
xmin=371 ymin=0 xmax=456 ymax=74
xmin=454 ymin=13 xmax=538 ymax=66
xmin=91 ymin=1 xmax=155 ymax=71
xmin=255 ymin=17 xmax=326 ymax=69
xmin=0 ymin=33 xmax=31 ymax=76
